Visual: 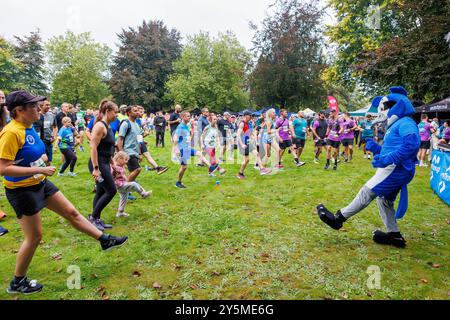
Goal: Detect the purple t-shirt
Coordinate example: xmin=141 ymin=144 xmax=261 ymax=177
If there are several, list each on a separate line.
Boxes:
xmin=276 ymin=118 xmax=290 ymax=141
xmin=327 ymin=118 xmax=342 ymax=142
xmin=444 ymin=127 xmax=450 ymax=140
xmin=418 ymin=121 xmax=432 ymax=141
xmin=341 ymin=119 xmax=356 ymax=140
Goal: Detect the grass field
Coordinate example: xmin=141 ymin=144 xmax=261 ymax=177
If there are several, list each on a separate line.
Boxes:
xmin=0 ymin=133 xmax=448 ymax=300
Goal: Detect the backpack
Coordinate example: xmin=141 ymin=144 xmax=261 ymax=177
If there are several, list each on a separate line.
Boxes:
xmin=119 ymin=119 xmax=132 ymax=140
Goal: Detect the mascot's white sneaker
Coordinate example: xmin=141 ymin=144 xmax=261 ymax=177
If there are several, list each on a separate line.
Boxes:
xmin=373 ymin=230 xmax=406 ymax=249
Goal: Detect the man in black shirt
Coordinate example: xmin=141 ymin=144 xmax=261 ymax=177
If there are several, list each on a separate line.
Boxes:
xmin=154 ymin=111 xmax=167 ymax=147
xmin=56 ymin=103 xmax=70 ymax=130
xmin=217 ymin=112 xmax=232 ymax=162
xmin=168 ymin=105 xmax=182 ymax=137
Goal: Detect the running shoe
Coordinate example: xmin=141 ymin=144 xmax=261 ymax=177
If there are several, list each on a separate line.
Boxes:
xmin=324 ymin=163 xmax=330 ymax=170
xmin=260 ymin=168 xmax=272 ymax=176
xmin=156 ymin=166 xmax=169 ymax=175
xmin=116 ymin=212 xmax=130 ymax=218
xmin=368 ymin=155 xmax=372 ymax=160
xmin=88 ymin=215 xmax=105 ymax=231
xmin=236 ymin=173 xmax=246 ymax=180
xmin=57 ymin=173 xmax=66 ymax=177
xmin=128 ymin=193 xmax=137 ymax=201
xmin=208 ymin=172 xmax=216 ymax=177
xmin=364 ymin=154 xmax=368 ymax=159
xmin=296 ymin=162 xmax=306 ymax=167
xmin=372 ymin=230 xmax=406 ymax=249
xmin=100 ymin=235 xmax=129 ymax=252
xmin=79 ymin=145 xmax=85 ymax=152
xmin=0 ymin=225 xmax=8 ymax=237
xmin=7 ymin=277 xmax=43 ymax=295
xmin=317 ymin=205 xmax=346 ymax=230
xmin=176 ymin=181 xmax=187 ymax=189
xmin=209 ymin=164 xmax=219 ymax=174
xmin=145 ymin=165 xmax=155 ymax=171
xmin=68 ymin=172 xmax=77 ymax=177
xmin=98 ymin=219 xmax=113 ymax=229
xmin=141 ymin=191 xmax=152 ymax=199
xmin=219 ymin=168 xmax=226 ymax=175
xmin=254 ymin=165 xmax=260 ymax=171
xmin=196 ymin=163 xmax=206 ymax=167
xmin=333 ymin=165 xmax=338 ymax=171
xmin=313 ymin=158 xmax=320 ymax=164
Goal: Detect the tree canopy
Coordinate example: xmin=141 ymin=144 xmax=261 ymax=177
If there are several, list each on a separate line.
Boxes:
xmin=165 ymin=32 xmax=251 ymax=112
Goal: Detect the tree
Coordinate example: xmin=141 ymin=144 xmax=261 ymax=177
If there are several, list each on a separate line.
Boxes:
xmin=46 ymin=31 xmax=111 ymax=108
xmin=249 ymin=0 xmax=327 ymax=111
xmin=14 ymin=30 xmax=49 ymax=95
xmin=0 ymin=37 xmax=23 ymax=92
xmin=165 ymin=32 xmax=251 ymax=113
xmin=326 ymin=0 xmax=450 ymax=102
xmin=110 ymin=20 xmax=182 ymax=110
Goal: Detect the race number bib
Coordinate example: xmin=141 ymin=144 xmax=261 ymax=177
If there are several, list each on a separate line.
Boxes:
xmin=30 ymin=156 xmax=46 ymax=179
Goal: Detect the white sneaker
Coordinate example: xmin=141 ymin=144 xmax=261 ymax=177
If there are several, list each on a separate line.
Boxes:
xmin=364 ymin=155 xmax=368 ymax=159
xmin=368 ymin=155 xmax=372 ymax=160
xmin=254 ymin=165 xmax=260 ymax=171
xmin=208 ymin=172 xmax=216 ymax=177
xmin=116 ymin=212 xmax=130 ymax=218
xmin=57 ymin=173 xmax=66 ymax=177
xmin=68 ymin=172 xmax=77 ymax=177
xmin=141 ymin=191 xmax=152 ymax=199
xmin=313 ymin=159 xmax=319 ymax=164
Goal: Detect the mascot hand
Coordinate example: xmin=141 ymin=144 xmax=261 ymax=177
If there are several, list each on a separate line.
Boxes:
xmin=366 ymin=138 xmax=382 ymax=155
xmin=372 ymin=154 xmax=391 ymax=168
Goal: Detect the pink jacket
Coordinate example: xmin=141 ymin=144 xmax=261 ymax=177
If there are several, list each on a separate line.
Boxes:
xmin=112 ymin=164 xmax=127 ymax=188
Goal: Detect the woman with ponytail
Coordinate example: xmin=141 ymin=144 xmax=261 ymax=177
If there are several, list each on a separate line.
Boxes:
xmin=88 ymin=100 xmax=119 ymax=231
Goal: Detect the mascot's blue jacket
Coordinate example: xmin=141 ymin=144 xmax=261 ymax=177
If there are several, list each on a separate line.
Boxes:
xmin=366 ymin=87 xmax=421 ymax=219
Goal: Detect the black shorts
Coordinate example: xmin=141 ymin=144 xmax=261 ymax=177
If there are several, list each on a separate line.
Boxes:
xmin=279 ymin=140 xmax=292 ymax=150
xmin=5 ymin=179 xmax=59 ymax=219
xmin=420 ymin=141 xmax=431 ymax=150
xmin=127 ymin=155 xmax=141 ymax=172
xmin=292 ymin=138 xmax=306 ymax=149
xmin=342 ymin=139 xmax=354 ymax=147
xmin=360 ymin=137 xmax=372 ymax=144
xmin=239 ymin=143 xmax=256 ymax=156
xmin=326 ymin=140 xmax=341 ymax=149
xmin=139 ymin=142 xmax=148 ymax=154
xmin=315 ymin=139 xmax=326 ymax=147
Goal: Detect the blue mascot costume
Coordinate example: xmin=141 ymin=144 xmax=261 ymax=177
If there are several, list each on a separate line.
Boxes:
xmin=317 ymin=86 xmax=421 ymax=248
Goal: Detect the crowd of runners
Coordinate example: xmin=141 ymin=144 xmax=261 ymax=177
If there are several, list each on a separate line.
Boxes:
xmin=0 ymin=89 xmax=449 ymax=294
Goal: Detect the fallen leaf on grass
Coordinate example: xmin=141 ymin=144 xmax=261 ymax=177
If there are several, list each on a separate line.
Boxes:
xmin=171 ymin=264 xmax=182 ymax=271
xmin=96 ymin=286 xmax=105 ymax=293
xmin=56 ymin=268 xmax=62 ymax=273
xmin=102 ymin=296 xmax=110 ymax=300
xmin=341 ymin=292 xmax=349 ymax=299
xmin=132 ymin=271 xmax=141 ymax=277
xmin=51 ymin=253 xmax=62 ymax=261
xmin=91 ymin=274 xmax=98 ymax=279
xmin=421 ymin=279 xmax=428 ymax=284
xmin=212 ymin=271 xmax=220 ymax=276
xmin=189 ymin=284 xmax=198 ymax=290
xmin=153 ymin=282 xmax=162 ymax=289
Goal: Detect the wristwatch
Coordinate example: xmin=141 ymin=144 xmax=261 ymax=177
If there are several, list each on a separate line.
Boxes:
xmin=94 ymin=166 xmax=99 ymax=170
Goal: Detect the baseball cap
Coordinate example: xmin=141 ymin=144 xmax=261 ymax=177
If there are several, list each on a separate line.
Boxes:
xmin=223 ymin=112 xmax=231 ymax=117
xmin=243 ymin=110 xmax=252 ymax=116
xmin=5 ymin=90 xmax=46 ymax=112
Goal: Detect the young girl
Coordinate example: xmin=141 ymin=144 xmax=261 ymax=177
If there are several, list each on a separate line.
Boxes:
xmin=201 ymin=114 xmax=226 ymax=176
xmin=112 ymin=151 xmax=152 ymax=217
xmin=57 ymin=117 xmax=79 ymax=177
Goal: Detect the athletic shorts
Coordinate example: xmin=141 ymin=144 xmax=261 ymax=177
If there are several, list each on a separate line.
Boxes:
xmin=420 ymin=141 xmax=431 ymax=150
xmin=5 ymin=179 xmax=59 ymax=219
xmin=292 ymin=138 xmax=305 ymax=149
xmin=341 ymin=139 xmax=354 ymax=147
xmin=239 ymin=142 xmax=257 ymax=157
xmin=139 ymin=142 xmax=148 ymax=154
xmin=326 ymin=139 xmax=341 ymax=149
xmin=180 ymin=147 xmax=197 ymax=165
xmin=279 ymin=140 xmax=292 ymax=150
xmin=127 ymin=155 xmax=141 ymax=172
xmin=360 ymin=137 xmax=373 ymax=144
xmin=315 ymin=139 xmax=326 ymax=147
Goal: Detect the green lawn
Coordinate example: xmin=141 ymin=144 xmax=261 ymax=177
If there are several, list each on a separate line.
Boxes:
xmin=0 ymin=134 xmax=448 ymax=300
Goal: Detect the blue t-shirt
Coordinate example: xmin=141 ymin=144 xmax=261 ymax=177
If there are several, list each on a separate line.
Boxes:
xmin=87 ymin=117 xmax=120 ymax=136
xmin=58 ymin=127 xmax=76 ymax=150
xmin=292 ymin=118 xmax=308 ymax=139
xmin=175 ymin=123 xmax=191 ymax=149
xmin=360 ymin=120 xmax=375 ymax=138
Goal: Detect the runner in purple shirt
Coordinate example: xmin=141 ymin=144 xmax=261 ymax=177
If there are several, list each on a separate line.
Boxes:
xmin=311 ymin=111 xmax=329 ymax=164
xmin=417 ymin=114 xmax=435 ymax=167
xmin=275 ymin=109 xmax=292 ymax=169
xmin=439 ymin=120 xmax=450 ymax=144
xmin=340 ymin=112 xmax=358 ymax=162
xmin=325 ymin=110 xmax=344 ymax=170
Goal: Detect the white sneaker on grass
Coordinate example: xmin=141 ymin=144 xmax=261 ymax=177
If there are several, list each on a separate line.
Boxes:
xmin=141 ymin=191 xmax=152 ymax=199
xmin=116 ymin=212 xmax=130 ymax=218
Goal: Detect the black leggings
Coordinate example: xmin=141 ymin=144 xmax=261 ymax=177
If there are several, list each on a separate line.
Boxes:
xmin=88 ymin=157 xmax=117 ymax=219
xmin=156 ymin=130 xmax=165 ymax=147
xmin=354 ymin=131 xmax=360 ymax=146
xmin=60 ymin=148 xmax=77 ymax=173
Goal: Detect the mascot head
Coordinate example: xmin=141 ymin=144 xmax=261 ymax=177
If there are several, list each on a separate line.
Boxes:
xmin=370 ymin=86 xmax=415 ymax=128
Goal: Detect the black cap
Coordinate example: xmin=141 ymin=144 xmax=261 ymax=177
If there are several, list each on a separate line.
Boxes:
xmin=5 ymin=90 xmax=47 ymax=111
